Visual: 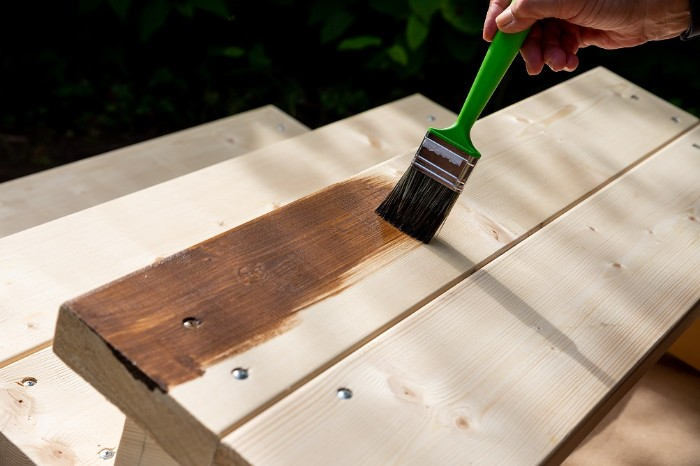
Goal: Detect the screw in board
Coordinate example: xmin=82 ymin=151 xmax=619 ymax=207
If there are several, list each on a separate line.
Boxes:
xmin=21 ymin=377 xmax=37 ymax=387
xmin=336 ymin=387 xmax=353 ymax=400
xmin=231 ymin=367 xmax=249 ymax=380
xmin=99 ymin=448 xmax=115 ymax=460
xmin=182 ymin=317 xmax=202 ymax=329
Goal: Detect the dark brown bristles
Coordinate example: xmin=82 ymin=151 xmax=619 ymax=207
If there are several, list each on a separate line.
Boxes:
xmin=375 ymin=166 xmax=461 ymax=243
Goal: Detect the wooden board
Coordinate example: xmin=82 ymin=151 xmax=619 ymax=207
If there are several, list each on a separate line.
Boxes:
xmin=0 ymin=105 xmax=308 ymax=238
xmin=0 ymin=105 xmax=309 ymax=466
xmin=115 ymin=418 xmax=179 ymax=466
xmin=0 ymin=93 xmax=447 ymax=368
xmin=0 ymin=348 xmax=125 ymax=465
xmin=0 ymin=93 xmax=452 ymax=465
xmin=223 ymin=127 xmax=700 ymax=465
xmin=52 ymin=68 xmax=699 ymax=466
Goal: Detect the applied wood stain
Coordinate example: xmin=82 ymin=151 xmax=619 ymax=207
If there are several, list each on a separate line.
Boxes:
xmin=63 ymin=176 xmax=418 ymax=391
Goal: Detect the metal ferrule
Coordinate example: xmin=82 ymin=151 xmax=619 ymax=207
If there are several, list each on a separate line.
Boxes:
xmin=410 ymin=132 xmax=479 ymax=192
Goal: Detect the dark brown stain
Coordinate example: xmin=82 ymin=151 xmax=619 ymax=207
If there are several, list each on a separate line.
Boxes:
xmin=64 ymin=176 xmax=419 ymax=392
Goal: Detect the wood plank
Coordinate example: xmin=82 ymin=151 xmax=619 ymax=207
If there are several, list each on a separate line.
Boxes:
xmin=115 ymin=418 xmax=180 ymax=466
xmin=1 ymin=93 xmax=452 ymax=465
xmin=0 ymin=105 xmax=308 ymax=238
xmin=116 ymin=359 xmax=700 ymax=466
xmin=1 ymin=93 xmax=447 ymax=368
xmin=0 ymin=348 xmax=124 ymax=466
xmin=1 ymin=105 xmax=309 ymax=466
xmin=59 ymin=176 xmax=409 ymax=392
xmin=223 ymin=127 xmax=700 ymax=465
xmin=0 ymin=438 xmax=34 ymax=466
xmin=52 ymin=68 xmax=699 ymax=466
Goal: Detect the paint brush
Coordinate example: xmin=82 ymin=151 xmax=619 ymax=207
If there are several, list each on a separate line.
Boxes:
xmin=376 ymin=17 xmax=530 ymax=243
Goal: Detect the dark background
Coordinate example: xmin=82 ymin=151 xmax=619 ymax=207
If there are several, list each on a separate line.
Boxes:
xmin=2 ymin=0 xmax=699 ymax=183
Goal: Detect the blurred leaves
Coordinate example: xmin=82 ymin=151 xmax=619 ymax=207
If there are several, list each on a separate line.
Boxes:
xmin=406 ymin=15 xmax=429 ymax=50
xmin=140 ymin=0 xmax=170 ymax=42
xmin=191 ymin=0 xmax=230 ymax=18
xmin=2 ymin=0 xmax=699 ymax=181
xmin=338 ymin=35 xmax=382 ymax=51
xmin=107 ymin=0 xmax=130 ymax=19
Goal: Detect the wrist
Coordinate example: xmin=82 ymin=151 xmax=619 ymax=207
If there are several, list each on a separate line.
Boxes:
xmin=647 ymin=0 xmax=692 ymax=40
xmin=681 ymin=0 xmax=699 ymax=40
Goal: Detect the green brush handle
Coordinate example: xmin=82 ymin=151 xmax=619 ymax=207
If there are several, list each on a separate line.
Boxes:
xmin=430 ymin=25 xmax=530 ymax=158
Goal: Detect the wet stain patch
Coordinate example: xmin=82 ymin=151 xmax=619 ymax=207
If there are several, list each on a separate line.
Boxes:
xmin=63 ymin=176 xmax=419 ymax=392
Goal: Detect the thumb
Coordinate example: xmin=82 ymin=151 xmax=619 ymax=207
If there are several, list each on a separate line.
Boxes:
xmin=496 ymin=1 xmax=548 ymax=33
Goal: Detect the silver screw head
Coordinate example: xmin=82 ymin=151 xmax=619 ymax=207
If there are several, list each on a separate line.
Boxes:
xmin=22 ymin=377 xmax=37 ymax=387
xmin=98 ymin=448 xmax=115 ymax=460
xmin=336 ymin=387 xmax=353 ymax=400
xmin=231 ymin=367 xmax=249 ymax=380
xmin=276 ymin=123 xmax=286 ymax=132
xmin=182 ymin=317 xmax=202 ymax=329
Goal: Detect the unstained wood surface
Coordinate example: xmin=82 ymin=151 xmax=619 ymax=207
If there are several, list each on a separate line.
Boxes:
xmin=1 ymin=94 xmax=450 ymax=466
xmin=52 ymin=68 xmax=700 ymax=466
xmin=223 ymin=126 xmax=700 ymax=465
xmin=0 ymin=106 xmax=308 ymax=238
xmin=0 ymin=105 xmax=309 ymax=466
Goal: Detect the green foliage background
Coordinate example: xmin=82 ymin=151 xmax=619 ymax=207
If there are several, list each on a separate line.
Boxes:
xmin=2 ymin=0 xmax=699 ymax=181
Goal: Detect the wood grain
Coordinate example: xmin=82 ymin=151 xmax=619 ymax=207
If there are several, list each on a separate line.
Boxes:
xmin=116 ymin=418 xmax=180 ymax=466
xmin=63 ymin=176 xmax=415 ymax=391
xmin=1 ymin=93 xmax=450 ymax=465
xmin=1 ymin=93 xmax=447 ymax=369
xmin=224 ymin=126 xmax=700 ymax=466
xmin=52 ymin=68 xmax=699 ymax=466
xmin=0 ymin=105 xmax=308 ymax=238
xmin=0 ymin=348 xmax=124 ymax=466
xmin=1 ymin=104 xmax=308 ymax=466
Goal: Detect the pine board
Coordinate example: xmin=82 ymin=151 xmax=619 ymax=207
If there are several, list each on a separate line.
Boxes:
xmin=1 ymin=93 xmax=448 ymax=368
xmin=0 ymin=93 xmax=452 ymax=465
xmin=0 ymin=348 xmax=124 ymax=466
xmin=115 ymin=418 xmax=180 ymax=466
xmin=52 ymin=68 xmax=699 ymax=466
xmin=224 ymin=126 xmax=700 ymax=465
xmin=1 ymin=105 xmax=310 ymax=466
xmin=0 ymin=105 xmax=308 ymax=238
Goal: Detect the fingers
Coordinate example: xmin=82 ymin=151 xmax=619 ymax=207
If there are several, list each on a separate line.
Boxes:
xmin=483 ymin=0 xmax=512 ymax=41
xmin=560 ymin=23 xmax=581 ymax=71
xmin=519 ymin=20 xmax=582 ymax=75
xmin=496 ymin=1 xmax=539 ymax=34
xmin=485 ymin=0 xmax=583 ymax=75
xmin=520 ymin=23 xmax=545 ymax=75
xmin=496 ymin=0 xmax=577 ymax=34
xmin=542 ymin=20 xmax=569 ymax=72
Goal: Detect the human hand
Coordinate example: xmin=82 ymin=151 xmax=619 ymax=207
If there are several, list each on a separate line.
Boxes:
xmin=483 ymin=0 xmax=691 ymax=75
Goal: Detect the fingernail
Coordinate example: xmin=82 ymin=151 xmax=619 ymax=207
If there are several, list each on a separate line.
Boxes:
xmin=495 ymin=7 xmax=514 ymax=28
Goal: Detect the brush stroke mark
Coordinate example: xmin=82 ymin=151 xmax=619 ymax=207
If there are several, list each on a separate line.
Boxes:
xmin=63 ymin=176 xmax=419 ymax=392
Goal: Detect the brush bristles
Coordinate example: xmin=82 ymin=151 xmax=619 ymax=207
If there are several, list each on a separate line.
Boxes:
xmin=376 ymin=166 xmax=460 ymax=243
